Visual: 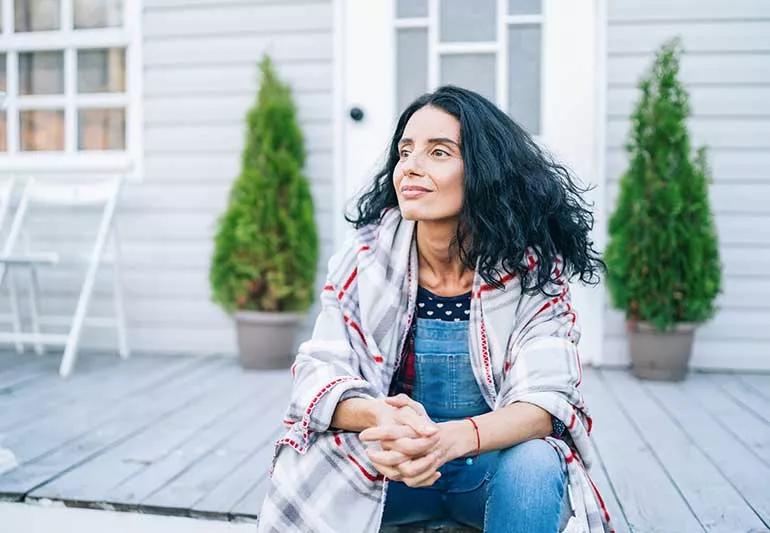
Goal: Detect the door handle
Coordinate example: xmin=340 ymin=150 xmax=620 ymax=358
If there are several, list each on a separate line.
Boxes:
xmin=349 ymin=106 xmax=365 ymax=122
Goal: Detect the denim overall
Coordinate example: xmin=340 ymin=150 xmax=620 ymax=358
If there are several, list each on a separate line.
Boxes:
xmin=410 ymin=316 xmax=492 ymax=424
xmin=381 ymin=288 xmax=572 ymax=532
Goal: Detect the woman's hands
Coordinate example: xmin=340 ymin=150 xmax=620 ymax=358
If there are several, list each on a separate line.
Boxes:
xmin=360 ymin=394 xmax=453 ymax=488
xmin=370 ymin=394 xmax=438 ymax=437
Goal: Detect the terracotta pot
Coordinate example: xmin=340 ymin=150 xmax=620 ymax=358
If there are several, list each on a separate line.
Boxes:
xmin=234 ymin=310 xmax=306 ymax=369
xmin=628 ymin=320 xmax=697 ymax=381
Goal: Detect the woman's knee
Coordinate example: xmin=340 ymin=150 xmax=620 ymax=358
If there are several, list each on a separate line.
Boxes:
xmin=484 ymin=440 xmax=569 ymax=532
xmin=492 ymin=438 xmax=565 ymax=491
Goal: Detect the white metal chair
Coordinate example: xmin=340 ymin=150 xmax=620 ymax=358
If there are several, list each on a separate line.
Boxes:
xmin=0 ymin=178 xmax=17 ymax=234
xmin=0 ymin=177 xmax=26 ymax=354
xmin=0 ymin=176 xmax=130 ymax=377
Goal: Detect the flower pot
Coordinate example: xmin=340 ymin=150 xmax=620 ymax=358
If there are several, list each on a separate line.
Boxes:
xmin=628 ymin=321 xmax=697 ymax=381
xmin=234 ymin=310 xmax=306 ymax=369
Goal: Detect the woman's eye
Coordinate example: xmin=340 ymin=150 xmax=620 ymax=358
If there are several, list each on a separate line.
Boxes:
xmin=399 ymin=148 xmax=448 ymax=158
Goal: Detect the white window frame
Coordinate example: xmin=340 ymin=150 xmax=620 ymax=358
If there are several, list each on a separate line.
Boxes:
xmin=0 ymin=0 xmax=143 ymax=180
xmin=393 ymin=0 xmax=545 ymax=138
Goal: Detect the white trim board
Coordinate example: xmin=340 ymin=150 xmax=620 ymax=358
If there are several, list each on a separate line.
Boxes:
xmin=0 ymin=502 xmax=255 ymax=533
xmin=0 ymin=0 xmax=144 ymax=181
xmin=593 ymin=0 xmax=609 ymax=365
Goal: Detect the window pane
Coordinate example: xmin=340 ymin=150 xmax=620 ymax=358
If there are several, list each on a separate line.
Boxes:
xmin=15 ymin=0 xmax=60 ymax=32
xmin=508 ymin=24 xmax=541 ymax=134
xmin=441 ymin=53 xmax=496 ymax=104
xmin=20 ymin=110 xmax=64 ymax=151
xmin=74 ymin=0 xmax=122 ymax=29
xmin=440 ymin=0 xmax=496 ymax=42
xmin=78 ymin=48 xmax=125 ymax=93
xmin=78 ymin=108 xmax=125 ymax=150
xmin=19 ymin=51 xmax=64 ymax=95
xmin=508 ymin=0 xmax=541 ymax=15
xmin=396 ymin=0 xmax=427 ymax=18
xmin=396 ymin=28 xmax=428 ymax=113
xmin=0 ymin=112 xmax=6 ymax=152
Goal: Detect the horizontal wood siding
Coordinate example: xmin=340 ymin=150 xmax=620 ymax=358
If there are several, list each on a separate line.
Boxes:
xmin=0 ymin=0 xmax=335 ymax=357
xmin=604 ymin=0 xmax=770 ymax=370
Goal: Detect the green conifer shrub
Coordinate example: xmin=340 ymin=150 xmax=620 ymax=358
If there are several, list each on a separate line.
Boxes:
xmin=604 ymin=37 xmax=722 ymax=331
xmin=209 ymin=54 xmax=319 ymax=313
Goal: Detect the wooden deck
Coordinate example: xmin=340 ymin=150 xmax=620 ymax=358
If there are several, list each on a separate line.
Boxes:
xmin=0 ymin=350 xmax=768 ymax=532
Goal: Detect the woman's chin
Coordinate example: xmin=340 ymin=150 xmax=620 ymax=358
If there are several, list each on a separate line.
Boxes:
xmin=398 ymin=207 xmax=424 ymax=221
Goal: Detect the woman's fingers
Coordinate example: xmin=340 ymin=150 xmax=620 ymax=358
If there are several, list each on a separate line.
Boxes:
xmin=411 ymin=470 xmax=442 ymax=488
xmin=370 ymin=460 xmax=403 ymax=481
xmin=394 ymin=405 xmax=439 ymax=437
xmin=361 ymin=428 xmax=439 ymax=462
xmin=370 ymin=452 xmax=443 ymax=486
xmin=385 ymin=394 xmax=430 ymax=418
xmin=359 ymin=424 xmax=420 ymax=442
xmin=367 ymin=442 xmax=444 ymax=486
xmin=402 ymin=459 xmax=443 ymax=488
xmin=387 ymin=434 xmax=440 ymax=457
xmin=366 ymin=447 xmax=410 ymax=467
xmin=397 ymin=448 xmax=444 ymax=480
xmin=382 ymin=397 xmax=437 ymax=438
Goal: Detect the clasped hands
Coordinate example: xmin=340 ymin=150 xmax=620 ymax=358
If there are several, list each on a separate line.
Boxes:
xmin=359 ymin=393 xmax=456 ymax=488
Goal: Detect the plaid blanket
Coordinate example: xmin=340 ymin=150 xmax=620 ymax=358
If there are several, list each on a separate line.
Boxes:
xmin=257 ymin=207 xmax=614 ymax=533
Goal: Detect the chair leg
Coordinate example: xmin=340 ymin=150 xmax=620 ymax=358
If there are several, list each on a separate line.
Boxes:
xmin=60 ymin=265 xmax=99 ymax=378
xmin=110 ymin=230 xmax=129 ymax=359
xmin=7 ymin=268 xmax=25 ymax=354
xmin=27 ymin=265 xmax=45 ymax=355
xmin=60 ymin=175 xmax=122 ymax=377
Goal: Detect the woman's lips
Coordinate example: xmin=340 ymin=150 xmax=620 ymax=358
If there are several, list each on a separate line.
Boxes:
xmin=401 ymin=189 xmax=432 ymax=199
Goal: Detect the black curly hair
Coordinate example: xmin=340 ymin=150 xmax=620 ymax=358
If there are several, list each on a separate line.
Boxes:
xmin=344 ymin=85 xmax=606 ymax=296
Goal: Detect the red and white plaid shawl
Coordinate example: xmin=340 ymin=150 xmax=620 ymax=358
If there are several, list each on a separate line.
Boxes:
xmin=257 ymin=207 xmax=615 ymax=533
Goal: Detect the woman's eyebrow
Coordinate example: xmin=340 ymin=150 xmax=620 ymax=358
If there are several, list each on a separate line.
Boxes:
xmin=398 ymin=137 xmax=460 ymax=148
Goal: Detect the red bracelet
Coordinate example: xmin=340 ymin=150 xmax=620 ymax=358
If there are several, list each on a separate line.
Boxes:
xmin=465 ymin=416 xmax=480 ymax=458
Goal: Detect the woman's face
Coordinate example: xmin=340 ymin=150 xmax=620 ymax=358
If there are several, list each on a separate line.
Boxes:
xmin=393 ymin=105 xmax=465 ymax=222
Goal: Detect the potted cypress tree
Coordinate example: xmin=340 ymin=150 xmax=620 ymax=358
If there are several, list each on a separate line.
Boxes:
xmin=209 ymin=54 xmax=319 ymax=369
xmin=604 ymin=37 xmax=722 ymax=381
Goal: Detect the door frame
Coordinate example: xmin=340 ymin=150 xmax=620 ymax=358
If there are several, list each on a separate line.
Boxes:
xmin=333 ymin=0 xmax=607 ymax=365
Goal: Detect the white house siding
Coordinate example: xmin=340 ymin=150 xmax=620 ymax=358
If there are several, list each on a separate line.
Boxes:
xmin=603 ymin=0 xmax=770 ymax=370
xmin=4 ymin=0 xmax=336 ymax=357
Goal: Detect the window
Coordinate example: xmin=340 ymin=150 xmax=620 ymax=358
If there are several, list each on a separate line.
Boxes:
xmin=394 ymin=0 xmax=543 ymax=135
xmin=0 ymin=0 xmax=141 ymax=174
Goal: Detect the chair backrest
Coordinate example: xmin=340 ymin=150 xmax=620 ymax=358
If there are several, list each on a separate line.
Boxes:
xmin=25 ymin=178 xmax=121 ymax=207
xmin=2 ymin=175 xmax=124 ymax=259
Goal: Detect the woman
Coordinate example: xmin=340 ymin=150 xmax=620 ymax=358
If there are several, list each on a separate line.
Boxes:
xmin=257 ymin=86 xmax=612 ymax=533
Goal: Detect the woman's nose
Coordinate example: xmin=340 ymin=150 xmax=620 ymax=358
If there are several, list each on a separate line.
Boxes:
xmin=401 ymin=149 xmax=426 ymax=175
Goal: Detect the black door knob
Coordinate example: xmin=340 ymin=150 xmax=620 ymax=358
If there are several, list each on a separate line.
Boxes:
xmin=349 ymin=106 xmax=365 ymax=122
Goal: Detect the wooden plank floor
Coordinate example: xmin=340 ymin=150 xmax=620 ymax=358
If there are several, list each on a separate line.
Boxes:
xmin=0 ymin=350 xmax=768 ymax=532
xmin=0 ymin=351 xmax=291 ymax=523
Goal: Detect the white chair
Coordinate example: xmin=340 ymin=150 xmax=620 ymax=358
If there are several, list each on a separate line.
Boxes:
xmin=0 ymin=177 xmax=25 ymax=354
xmin=0 ymin=176 xmax=130 ymax=377
xmin=0 ymin=178 xmax=17 ymax=235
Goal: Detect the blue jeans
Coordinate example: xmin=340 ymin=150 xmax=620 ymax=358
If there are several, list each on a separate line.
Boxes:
xmin=382 ymin=318 xmax=572 ymax=532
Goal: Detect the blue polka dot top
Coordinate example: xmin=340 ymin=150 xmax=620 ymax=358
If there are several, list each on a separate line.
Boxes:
xmin=416 ymin=285 xmax=472 ymax=321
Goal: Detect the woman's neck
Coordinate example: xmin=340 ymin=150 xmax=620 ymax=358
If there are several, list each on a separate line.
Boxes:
xmin=415 ymin=219 xmax=474 ymax=296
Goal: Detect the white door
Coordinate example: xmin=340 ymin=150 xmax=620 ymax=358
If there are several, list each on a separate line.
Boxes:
xmin=334 ymin=0 xmax=605 ymax=364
